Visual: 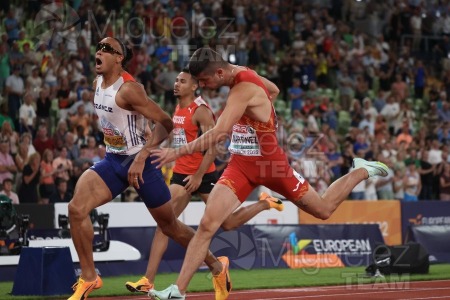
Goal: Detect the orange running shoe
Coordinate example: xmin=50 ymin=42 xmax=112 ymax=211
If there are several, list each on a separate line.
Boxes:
xmin=125 ymin=276 xmax=154 ymax=293
xmin=68 ymin=275 xmax=101 ymax=300
xmin=259 ymin=192 xmax=284 ymax=211
xmin=212 ymin=256 xmax=232 ymax=300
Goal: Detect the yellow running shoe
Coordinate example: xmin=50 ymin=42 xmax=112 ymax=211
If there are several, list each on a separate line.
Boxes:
xmin=125 ymin=276 xmax=154 ymax=293
xmin=212 ymin=256 xmax=232 ymax=300
xmin=259 ymin=192 xmax=284 ymax=211
xmin=68 ymin=276 xmax=101 ymax=300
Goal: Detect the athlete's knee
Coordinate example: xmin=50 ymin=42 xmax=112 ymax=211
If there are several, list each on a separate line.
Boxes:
xmin=198 ymin=214 xmax=220 ymax=237
xmin=294 ymin=196 xmax=333 ymax=220
xmin=220 ymin=218 xmax=237 ymax=231
xmin=68 ymin=196 xmax=89 ymax=221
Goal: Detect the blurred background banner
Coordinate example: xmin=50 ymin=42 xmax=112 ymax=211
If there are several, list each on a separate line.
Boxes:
xmin=407 ymin=225 xmax=450 ymax=264
xmin=299 ymin=200 xmax=401 ymax=245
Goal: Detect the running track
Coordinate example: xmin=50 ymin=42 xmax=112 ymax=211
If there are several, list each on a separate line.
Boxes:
xmin=95 ymin=279 xmax=450 ymax=299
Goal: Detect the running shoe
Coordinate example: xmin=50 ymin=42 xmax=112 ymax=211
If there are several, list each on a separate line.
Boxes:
xmin=148 ymin=284 xmax=185 ymax=299
xmin=212 ymin=256 xmax=232 ymax=300
xmin=125 ymin=276 xmax=154 ymax=293
xmin=259 ymin=192 xmax=284 ymax=211
xmin=352 ymin=158 xmax=389 ymax=178
xmin=68 ymin=276 xmax=101 ymax=300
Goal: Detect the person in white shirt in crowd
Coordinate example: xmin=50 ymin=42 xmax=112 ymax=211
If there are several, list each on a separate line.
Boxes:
xmin=380 ymin=94 xmax=400 ymax=135
xmin=19 ymin=93 xmax=36 ymax=135
xmin=69 ymin=90 xmax=95 ymax=116
xmin=359 ymin=113 xmax=375 ymax=136
xmin=404 ymin=161 xmax=421 ymax=201
xmin=376 ymin=160 xmax=395 ymax=200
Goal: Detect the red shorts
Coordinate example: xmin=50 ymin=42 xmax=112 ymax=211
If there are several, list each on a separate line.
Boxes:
xmin=217 ymin=150 xmax=309 ymax=202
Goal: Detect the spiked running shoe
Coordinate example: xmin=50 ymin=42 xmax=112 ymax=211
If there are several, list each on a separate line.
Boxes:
xmin=212 ymin=256 xmax=232 ymax=300
xmin=352 ymin=158 xmax=389 ymax=178
xmin=148 ymin=284 xmax=185 ymax=299
xmin=125 ymin=276 xmax=154 ymax=293
xmin=68 ymin=276 xmax=101 ymax=300
xmin=259 ymin=192 xmax=284 ymax=211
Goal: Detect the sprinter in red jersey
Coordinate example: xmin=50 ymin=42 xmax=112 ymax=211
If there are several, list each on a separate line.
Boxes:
xmin=126 ymin=68 xmax=283 ymax=298
xmin=149 ymin=48 xmax=389 ymax=300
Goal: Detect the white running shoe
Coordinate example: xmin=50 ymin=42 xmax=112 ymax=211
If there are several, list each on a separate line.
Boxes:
xmin=352 ymin=158 xmax=389 ymax=178
xmin=148 ymin=284 xmax=185 ymax=300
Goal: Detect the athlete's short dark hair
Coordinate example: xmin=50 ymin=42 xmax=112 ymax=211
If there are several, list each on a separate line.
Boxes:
xmin=188 ymin=47 xmax=227 ymax=76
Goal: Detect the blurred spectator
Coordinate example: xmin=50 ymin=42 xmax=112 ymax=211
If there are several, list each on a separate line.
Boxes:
xmin=52 ymin=147 xmax=73 ymax=183
xmin=33 ymin=124 xmax=54 ymax=155
xmin=19 ymin=92 xmax=36 ymax=135
xmin=0 ymin=139 xmax=16 ymax=184
xmin=36 ymin=86 xmax=52 ymax=130
xmin=393 ymin=167 xmax=405 ymax=201
xmin=53 ymin=120 xmax=69 ymax=150
xmin=0 ymin=121 xmax=18 ymax=155
xmin=288 ymin=78 xmax=304 ymax=114
xmin=376 ymin=159 xmax=395 ymax=200
xmin=49 ymin=177 xmax=72 ymax=203
xmin=0 ymin=44 xmax=10 ymax=95
xmin=26 ymin=67 xmax=42 ymax=99
xmin=380 ymin=95 xmax=400 ymax=135
xmin=65 ymin=132 xmax=80 ymax=160
xmin=5 ymin=65 xmax=24 ymax=130
xmin=39 ymin=149 xmax=56 ymax=205
xmin=404 ymin=161 xmax=421 ymax=201
xmin=154 ymin=61 xmax=178 ymax=107
xmin=0 ymin=178 xmax=19 ymax=204
xmin=18 ymin=152 xmax=41 ymax=204
xmin=418 ymin=150 xmax=434 ymax=201
xmin=4 ymin=9 xmax=20 ymax=44
xmin=70 ymin=105 xmax=91 ymax=136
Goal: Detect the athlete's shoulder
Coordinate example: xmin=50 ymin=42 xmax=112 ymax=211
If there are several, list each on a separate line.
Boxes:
xmin=121 ymin=71 xmax=136 ymax=83
xmin=194 ymin=96 xmax=208 ymax=107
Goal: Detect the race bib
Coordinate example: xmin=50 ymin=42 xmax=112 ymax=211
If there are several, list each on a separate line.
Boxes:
xmin=229 ymin=125 xmax=261 ymax=156
xmin=103 ymin=127 xmax=127 ymax=153
xmin=172 ymin=127 xmax=187 ymax=148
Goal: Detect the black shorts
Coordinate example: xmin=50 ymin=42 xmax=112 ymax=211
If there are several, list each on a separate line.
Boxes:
xmin=170 ymin=171 xmax=218 ymax=194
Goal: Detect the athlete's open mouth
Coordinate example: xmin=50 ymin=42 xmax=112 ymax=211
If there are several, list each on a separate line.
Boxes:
xmin=96 ymin=58 xmax=102 ymax=66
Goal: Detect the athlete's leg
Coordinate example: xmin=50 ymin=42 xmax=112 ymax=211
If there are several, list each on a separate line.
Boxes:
xmin=147 ymin=196 xmax=223 ymax=276
xmin=200 ymin=192 xmax=269 ymax=230
xmin=68 ymin=170 xmax=113 ymax=281
xmin=175 ymin=184 xmax=242 ymax=293
xmin=221 ymin=199 xmax=268 ymax=231
xmin=144 ymin=184 xmax=191 ymax=283
xmin=295 ymin=168 xmax=369 ymax=220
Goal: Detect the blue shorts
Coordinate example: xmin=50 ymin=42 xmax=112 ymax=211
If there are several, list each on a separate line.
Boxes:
xmin=90 ymin=153 xmax=170 ymax=208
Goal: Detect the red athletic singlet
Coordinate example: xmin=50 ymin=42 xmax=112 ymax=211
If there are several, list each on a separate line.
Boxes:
xmin=217 ymin=68 xmax=309 ymax=202
xmin=172 ymin=96 xmax=216 ymax=175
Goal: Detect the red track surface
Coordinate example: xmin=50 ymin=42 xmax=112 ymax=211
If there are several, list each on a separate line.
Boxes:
xmin=94 ymin=279 xmax=450 ymax=299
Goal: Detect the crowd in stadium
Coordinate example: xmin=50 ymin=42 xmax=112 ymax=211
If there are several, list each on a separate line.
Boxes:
xmin=0 ymin=0 xmax=450 ymax=204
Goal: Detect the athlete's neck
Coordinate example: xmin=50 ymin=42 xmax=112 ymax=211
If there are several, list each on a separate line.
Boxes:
xmin=102 ymin=69 xmax=123 ymax=88
xmin=226 ymin=64 xmax=241 ymax=86
xmin=178 ymin=94 xmax=196 ymax=108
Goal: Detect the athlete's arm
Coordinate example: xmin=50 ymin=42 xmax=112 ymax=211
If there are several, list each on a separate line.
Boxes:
xmin=258 ymin=75 xmax=279 ymax=102
xmin=151 ymin=83 xmax=254 ymax=167
xmin=119 ymin=81 xmax=173 ymax=155
xmin=118 ymin=81 xmax=173 ymax=187
xmin=184 ymin=105 xmax=217 ymax=193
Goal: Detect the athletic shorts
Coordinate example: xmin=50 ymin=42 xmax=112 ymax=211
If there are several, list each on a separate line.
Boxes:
xmin=170 ymin=171 xmax=218 ymax=194
xmin=90 ymin=153 xmax=171 ymax=208
xmin=217 ymin=149 xmax=309 ymax=202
